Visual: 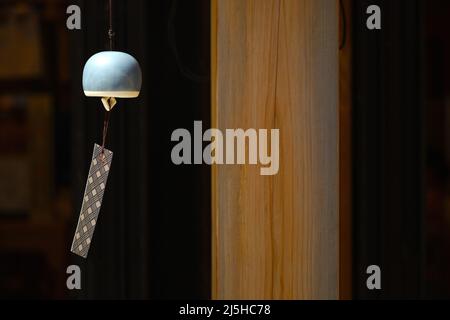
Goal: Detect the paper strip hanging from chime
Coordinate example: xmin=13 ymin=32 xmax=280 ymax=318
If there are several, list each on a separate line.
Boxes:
xmin=71 ymin=144 xmax=113 ymax=258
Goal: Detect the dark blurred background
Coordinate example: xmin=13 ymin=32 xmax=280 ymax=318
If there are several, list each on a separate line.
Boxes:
xmin=0 ymin=0 xmax=210 ymax=299
xmin=352 ymin=0 xmax=450 ymax=299
xmin=0 ymin=0 xmax=449 ymax=300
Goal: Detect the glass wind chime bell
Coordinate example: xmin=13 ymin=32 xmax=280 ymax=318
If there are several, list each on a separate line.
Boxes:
xmin=71 ymin=0 xmax=142 ymax=258
xmin=82 ymin=50 xmax=142 ymax=110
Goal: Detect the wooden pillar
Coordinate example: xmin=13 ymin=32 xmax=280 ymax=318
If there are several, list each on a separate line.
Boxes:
xmin=211 ymin=0 xmax=339 ymax=299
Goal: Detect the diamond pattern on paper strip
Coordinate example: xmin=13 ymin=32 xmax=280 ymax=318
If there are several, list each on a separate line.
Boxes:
xmin=71 ymin=144 xmax=113 ymax=258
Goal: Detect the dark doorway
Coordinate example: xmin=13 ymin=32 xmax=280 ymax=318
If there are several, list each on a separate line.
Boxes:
xmin=69 ymin=0 xmax=211 ymax=299
xmin=352 ymin=0 xmax=424 ymax=299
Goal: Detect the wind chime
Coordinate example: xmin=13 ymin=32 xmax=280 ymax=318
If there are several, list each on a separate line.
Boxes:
xmin=71 ymin=0 xmax=142 ymax=258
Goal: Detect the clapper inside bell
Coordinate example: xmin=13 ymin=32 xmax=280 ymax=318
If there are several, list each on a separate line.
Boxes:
xmin=71 ymin=144 xmax=113 ymax=258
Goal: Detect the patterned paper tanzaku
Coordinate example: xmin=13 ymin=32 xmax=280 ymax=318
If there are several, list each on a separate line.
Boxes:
xmin=71 ymin=144 xmax=113 ymax=258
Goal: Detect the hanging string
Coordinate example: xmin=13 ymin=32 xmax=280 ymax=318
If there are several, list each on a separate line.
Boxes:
xmin=101 ymin=0 xmax=114 ymax=155
xmin=108 ymin=0 xmax=115 ymax=51
xmin=101 ymin=110 xmax=111 ymax=155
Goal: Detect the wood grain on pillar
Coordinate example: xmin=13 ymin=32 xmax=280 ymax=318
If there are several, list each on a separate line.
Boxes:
xmin=212 ymin=0 xmax=339 ymax=299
